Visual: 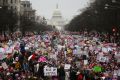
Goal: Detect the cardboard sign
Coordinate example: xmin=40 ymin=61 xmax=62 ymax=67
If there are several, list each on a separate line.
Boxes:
xmin=2 ymin=62 xmax=8 ymax=69
xmin=64 ymin=64 xmax=71 ymax=70
xmin=44 ymin=67 xmax=57 ymax=76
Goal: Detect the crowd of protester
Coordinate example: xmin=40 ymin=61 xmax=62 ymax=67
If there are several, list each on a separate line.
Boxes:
xmin=0 ymin=31 xmax=120 ymax=80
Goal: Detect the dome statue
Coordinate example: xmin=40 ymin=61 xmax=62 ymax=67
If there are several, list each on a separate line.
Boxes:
xmin=50 ymin=4 xmax=65 ymax=30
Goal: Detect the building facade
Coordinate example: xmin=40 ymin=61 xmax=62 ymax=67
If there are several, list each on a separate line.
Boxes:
xmin=20 ymin=0 xmax=36 ymax=21
xmin=35 ymin=16 xmax=47 ymax=25
xmin=0 ymin=0 xmax=21 ymax=31
xmin=0 ymin=0 xmax=36 ymax=31
xmin=0 ymin=0 xmax=21 ymax=13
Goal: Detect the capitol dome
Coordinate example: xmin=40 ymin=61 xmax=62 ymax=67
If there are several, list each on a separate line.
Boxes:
xmin=47 ymin=4 xmax=66 ymax=31
xmin=52 ymin=8 xmax=62 ymax=17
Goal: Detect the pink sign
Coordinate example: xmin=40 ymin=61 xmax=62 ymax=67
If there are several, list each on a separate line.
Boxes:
xmin=38 ymin=56 xmax=47 ymax=62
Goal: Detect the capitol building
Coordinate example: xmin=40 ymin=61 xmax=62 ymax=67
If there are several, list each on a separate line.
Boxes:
xmin=47 ymin=4 xmax=66 ymax=31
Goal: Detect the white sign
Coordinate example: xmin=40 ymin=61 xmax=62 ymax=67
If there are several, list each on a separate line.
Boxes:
xmin=64 ymin=64 xmax=71 ymax=70
xmin=117 ymin=59 xmax=120 ymax=63
xmin=50 ymin=54 xmax=57 ymax=60
xmin=76 ymin=61 xmax=80 ymax=67
xmin=99 ymin=56 xmax=107 ymax=62
xmin=25 ymin=47 xmax=29 ymax=50
xmin=102 ymin=47 xmax=108 ymax=53
xmin=0 ymin=54 xmax=6 ymax=60
xmin=5 ymin=47 xmax=13 ymax=53
xmin=44 ymin=67 xmax=57 ymax=76
xmin=0 ymin=48 xmax=5 ymax=53
xmin=84 ymin=60 xmax=88 ymax=65
xmin=2 ymin=62 xmax=8 ymax=69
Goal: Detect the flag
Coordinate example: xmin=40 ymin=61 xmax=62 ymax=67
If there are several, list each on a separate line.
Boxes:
xmin=28 ymin=54 xmax=36 ymax=61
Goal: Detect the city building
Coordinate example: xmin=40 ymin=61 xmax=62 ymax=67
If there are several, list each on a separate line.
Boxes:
xmin=35 ymin=16 xmax=47 ymax=24
xmin=0 ymin=0 xmax=21 ymax=31
xmin=47 ymin=4 xmax=66 ymax=30
xmin=0 ymin=0 xmax=21 ymax=13
xmin=0 ymin=0 xmax=36 ymax=31
xmin=20 ymin=0 xmax=36 ymax=21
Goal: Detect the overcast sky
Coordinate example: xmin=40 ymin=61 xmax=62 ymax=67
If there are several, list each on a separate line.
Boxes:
xmin=28 ymin=0 xmax=92 ymax=20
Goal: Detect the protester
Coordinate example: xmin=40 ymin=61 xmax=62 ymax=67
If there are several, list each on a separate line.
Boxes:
xmin=58 ymin=63 xmax=66 ymax=80
xmin=0 ymin=31 xmax=119 ymax=80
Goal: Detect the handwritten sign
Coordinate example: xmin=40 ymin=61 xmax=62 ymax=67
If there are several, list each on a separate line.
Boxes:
xmin=98 ymin=56 xmax=107 ymax=62
xmin=44 ymin=67 xmax=57 ymax=76
xmin=64 ymin=64 xmax=71 ymax=70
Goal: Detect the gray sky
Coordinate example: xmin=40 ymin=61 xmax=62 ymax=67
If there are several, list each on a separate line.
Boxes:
xmin=28 ymin=0 xmax=91 ymax=20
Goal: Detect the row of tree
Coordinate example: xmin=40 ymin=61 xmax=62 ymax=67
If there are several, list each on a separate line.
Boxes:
xmin=0 ymin=6 xmax=18 ymax=34
xmin=65 ymin=0 xmax=120 ymax=33
xmin=20 ymin=15 xmax=53 ymax=35
xmin=0 ymin=6 xmax=53 ymax=35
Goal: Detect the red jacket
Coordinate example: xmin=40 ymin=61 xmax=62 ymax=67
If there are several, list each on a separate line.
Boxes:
xmin=77 ymin=74 xmax=84 ymax=80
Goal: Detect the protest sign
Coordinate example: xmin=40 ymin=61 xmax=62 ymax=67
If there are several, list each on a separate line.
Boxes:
xmin=38 ymin=56 xmax=47 ymax=62
xmin=93 ymin=66 xmax=102 ymax=72
xmin=0 ymin=48 xmax=5 ymax=53
xmin=25 ymin=47 xmax=29 ymax=50
xmin=0 ymin=54 xmax=6 ymax=60
xmin=84 ymin=60 xmax=88 ymax=65
xmin=98 ymin=56 xmax=107 ymax=62
xmin=2 ymin=62 xmax=8 ymax=69
xmin=117 ymin=59 xmax=120 ymax=63
xmin=102 ymin=47 xmax=108 ymax=53
xmin=64 ymin=64 xmax=71 ymax=70
xmin=73 ymin=49 xmax=77 ymax=54
xmin=44 ymin=67 xmax=57 ymax=76
xmin=5 ymin=46 xmax=14 ymax=53
xmin=50 ymin=54 xmax=57 ymax=60
xmin=76 ymin=61 xmax=80 ymax=68
xmin=0 ymin=54 xmax=3 ymax=60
